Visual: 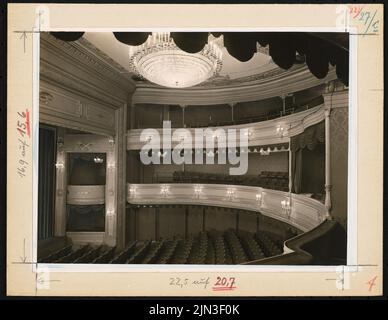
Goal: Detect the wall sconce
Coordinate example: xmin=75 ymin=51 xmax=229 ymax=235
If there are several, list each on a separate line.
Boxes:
xmin=106 ymin=209 xmax=115 ymax=217
xmin=94 ymin=156 xmax=104 ymax=164
xmin=226 ymin=188 xmax=236 ymax=201
xmin=55 ymin=162 xmax=64 ymax=170
xmin=194 ymin=185 xmax=203 ymax=199
xmin=281 ymin=198 xmax=291 ymax=219
xmin=160 ymin=184 xmax=170 ymax=198
xmin=256 ymin=193 xmax=263 ymax=208
xmin=146 ymin=135 xmax=153 ymax=143
xmin=108 ymin=137 xmax=115 ymax=146
xmin=107 ymin=162 xmax=116 ymax=169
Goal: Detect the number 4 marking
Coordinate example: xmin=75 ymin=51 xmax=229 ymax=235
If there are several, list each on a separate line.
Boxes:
xmin=367 ymin=276 xmax=377 ymax=292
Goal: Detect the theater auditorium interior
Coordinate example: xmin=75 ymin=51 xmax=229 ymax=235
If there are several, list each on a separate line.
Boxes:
xmin=37 ymin=32 xmax=349 ymax=265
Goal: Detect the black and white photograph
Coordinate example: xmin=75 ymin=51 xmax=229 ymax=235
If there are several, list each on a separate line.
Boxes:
xmin=5 ymin=3 xmax=384 ymax=298
xmin=37 ymin=31 xmax=349 ymax=266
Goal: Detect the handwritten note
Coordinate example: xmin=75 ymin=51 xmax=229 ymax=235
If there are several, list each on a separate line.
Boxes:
xmin=169 ymin=276 xmax=237 ymax=292
xmin=16 ymin=109 xmax=30 ymax=178
xmin=212 ymin=276 xmax=236 ymax=291
xmin=169 ymin=276 xmax=210 ymax=290
xmin=367 ymin=276 xmax=377 ymax=292
xmin=337 ymin=5 xmax=380 ymax=35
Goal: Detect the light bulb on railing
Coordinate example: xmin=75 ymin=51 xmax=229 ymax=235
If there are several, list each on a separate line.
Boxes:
xmin=281 ymin=198 xmax=291 ymax=219
xmin=276 ymin=125 xmax=285 ymax=138
xmin=194 ymin=185 xmax=203 ymax=198
xmin=160 ymin=184 xmax=170 ymax=197
xmin=256 ymin=193 xmax=262 ymax=207
xmin=244 ymin=129 xmax=253 ymax=140
xmin=129 ymin=186 xmax=137 ymax=198
xmin=207 ymin=150 xmax=215 ymax=157
xmin=226 ymin=188 xmax=236 ymax=200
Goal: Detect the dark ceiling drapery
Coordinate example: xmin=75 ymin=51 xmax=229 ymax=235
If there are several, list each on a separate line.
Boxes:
xmin=50 ymin=32 xmax=85 ymax=42
xmin=50 ymin=31 xmax=349 ymax=85
xmin=113 ymin=32 xmax=151 ymax=46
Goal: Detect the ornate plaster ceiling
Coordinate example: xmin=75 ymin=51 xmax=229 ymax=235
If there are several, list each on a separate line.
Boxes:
xmin=83 ymin=32 xmax=287 ymax=88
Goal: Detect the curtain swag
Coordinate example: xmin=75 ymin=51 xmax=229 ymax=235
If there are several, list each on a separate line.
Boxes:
xmin=290 ymin=121 xmax=325 ymax=152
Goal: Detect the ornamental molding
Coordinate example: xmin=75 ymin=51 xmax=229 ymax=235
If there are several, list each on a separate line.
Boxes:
xmin=132 ymin=67 xmax=337 ymax=106
xmin=40 ymin=33 xmax=135 ymax=102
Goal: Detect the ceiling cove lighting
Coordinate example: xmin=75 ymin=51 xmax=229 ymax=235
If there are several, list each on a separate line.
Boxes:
xmin=128 ymin=32 xmax=223 ymax=88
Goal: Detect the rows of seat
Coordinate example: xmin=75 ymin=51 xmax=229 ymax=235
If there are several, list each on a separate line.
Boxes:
xmin=181 ymin=99 xmax=321 ymax=129
xmin=39 ymin=229 xmax=285 ymax=264
xmin=255 ymin=232 xmax=283 ymax=257
xmin=172 ymin=170 xmax=289 ymax=191
xmin=187 ymin=232 xmax=208 ymax=264
xmin=224 ymin=229 xmax=249 ymax=264
xmin=153 ymin=239 xmax=179 ymax=264
xmin=237 ymin=230 xmax=266 ymax=261
xmin=208 ymin=230 xmax=226 ymax=265
xmin=169 ymin=237 xmax=194 ymax=264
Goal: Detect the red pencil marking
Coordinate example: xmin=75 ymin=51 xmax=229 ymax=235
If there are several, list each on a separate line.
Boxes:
xmin=354 ymin=6 xmax=364 ymax=18
xmin=26 ymin=109 xmax=30 ymax=138
xmin=212 ymin=286 xmax=236 ymax=291
xmin=367 ymin=276 xmax=377 ymax=292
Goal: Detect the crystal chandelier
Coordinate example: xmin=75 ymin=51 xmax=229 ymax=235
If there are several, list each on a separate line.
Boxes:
xmin=129 ymin=33 xmax=223 ymax=88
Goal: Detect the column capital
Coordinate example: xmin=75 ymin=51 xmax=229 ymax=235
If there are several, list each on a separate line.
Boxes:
xmin=324 ymin=106 xmax=332 ymax=117
xmin=323 ymin=89 xmax=349 ymax=109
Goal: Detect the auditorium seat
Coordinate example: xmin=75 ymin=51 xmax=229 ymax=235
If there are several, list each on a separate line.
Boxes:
xmin=255 ymin=232 xmax=283 ymax=257
xmin=53 ymin=245 xmax=91 ymax=263
xmin=109 ymin=241 xmax=137 ymax=264
xmin=38 ymin=244 xmax=73 ymax=263
xmin=237 ymin=230 xmax=266 ymax=261
xmin=39 ymin=229 xmax=289 ymax=265
xmin=73 ymin=245 xmax=105 ymax=263
xmin=140 ymin=240 xmax=165 ymax=264
xmin=153 ymin=239 xmax=179 ymax=264
xmin=92 ymin=246 xmax=116 ymax=263
xmin=169 ymin=237 xmax=194 ymax=264
xmin=187 ymin=232 xmax=208 ymax=264
xmin=171 ymin=170 xmax=289 ymax=191
xmin=208 ymin=230 xmax=226 ymax=265
xmin=126 ymin=241 xmax=152 ymax=264
xmin=224 ymin=229 xmax=248 ymax=264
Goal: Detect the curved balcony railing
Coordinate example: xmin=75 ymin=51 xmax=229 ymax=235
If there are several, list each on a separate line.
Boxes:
xmin=127 ymin=183 xmax=326 ymax=232
xmin=127 ymin=104 xmax=325 ymax=150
